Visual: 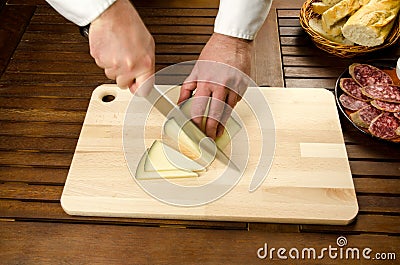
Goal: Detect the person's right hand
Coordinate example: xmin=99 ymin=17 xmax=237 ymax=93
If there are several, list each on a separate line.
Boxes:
xmin=88 ymin=0 xmax=155 ymax=94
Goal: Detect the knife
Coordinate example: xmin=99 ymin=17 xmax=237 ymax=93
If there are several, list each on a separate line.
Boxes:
xmin=144 ymin=84 xmax=238 ymax=170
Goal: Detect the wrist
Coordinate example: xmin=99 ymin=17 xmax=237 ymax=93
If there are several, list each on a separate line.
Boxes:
xmin=92 ymin=0 xmax=136 ymax=26
xmin=211 ymin=32 xmax=254 ymax=53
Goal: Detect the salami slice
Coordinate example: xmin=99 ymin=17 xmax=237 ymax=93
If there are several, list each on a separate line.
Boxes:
xmin=361 ymin=85 xmax=400 ymax=103
xmin=395 ymin=113 xmax=400 ymax=120
xmin=371 ymin=100 xmax=400 ymax=113
xmin=349 ymin=63 xmax=393 ymax=87
xmin=349 ymin=105 xmax=381 ymax=128
xmin=339 ymin=78 xmax=370 ymax=101
xmin=339 ymin=94 xmax=369 ymax=111
xmin=369 ymin=112 xmax=400 ymax=140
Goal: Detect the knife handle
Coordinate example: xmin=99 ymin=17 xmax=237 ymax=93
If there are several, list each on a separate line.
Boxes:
xmin=79 ymin=24 xmax=90 ymax=39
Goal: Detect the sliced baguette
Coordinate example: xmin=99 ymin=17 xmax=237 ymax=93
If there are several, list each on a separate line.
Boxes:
xmin=312 ymin=2 xmax=331 ymax=15
xmin=321 ymin=0 xmax=344 ymax=6
xmin=309 ymin=18 xmax=354 ymax=44
xmin=321 ymin=0 xmax=370 ymax=32
xmin=342 ymin=0 xmax=400 ymax=47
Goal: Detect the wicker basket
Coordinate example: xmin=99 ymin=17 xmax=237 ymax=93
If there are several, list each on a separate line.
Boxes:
xmin=299 ymin=0 xmax=400 ymax=58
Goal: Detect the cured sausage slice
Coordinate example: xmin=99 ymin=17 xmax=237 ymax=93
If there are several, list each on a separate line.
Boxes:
xmin=361 ymin=85 xmax=400 ymax=103
xmin=349 ymin=63 xmax=393 ymax=87
xmin=371 ymin=100 xmax=400 ymax=113
xmin=369 ymin=112 xmax=400 ymax=140
xmin=339 ymin=78 xmax=370 ymax=101
xmin=339 ymin=94 xmax=369 ymax=111
xmin=349 ymin=105 xmax=381 ymax=128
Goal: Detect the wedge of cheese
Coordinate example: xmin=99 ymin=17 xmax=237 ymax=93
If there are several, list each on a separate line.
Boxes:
xmin=144 ymin=140 xmax=205 ymax=172
xmin=135 ymin=149 xmax=198 ymax=180
xmin=136 ymin=96 xmax=242 ymax=180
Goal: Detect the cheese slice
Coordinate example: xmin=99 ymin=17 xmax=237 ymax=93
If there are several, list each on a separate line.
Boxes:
xmin=164 ymin=98 xmax=242 ymax=154
xmin=135 ymin=149 xmax=198 ymax=180
xmin=163 ymin=118 xmax=207 ymax=162
xmin=145 ymin=140 xmax=205 ymax=172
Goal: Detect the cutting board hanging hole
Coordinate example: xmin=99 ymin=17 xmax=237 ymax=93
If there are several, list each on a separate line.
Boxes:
xmin=101 ymin=92 xmax=116 ymax=103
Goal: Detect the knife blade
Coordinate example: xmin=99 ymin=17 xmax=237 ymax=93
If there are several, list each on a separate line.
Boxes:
xmin=144 ymin=84 xmax=237 ymax=170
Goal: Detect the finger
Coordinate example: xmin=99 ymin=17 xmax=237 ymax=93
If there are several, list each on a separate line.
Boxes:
xmin=217 ymin=91 xmax=237 ymax=137
xmin=104 ymin=68 xmax=117 ymax=80
xmin=191 ymin=83 xmax=211 ymax=130
xmin=116 ymin=74 xmax=135 ymax=90
xmin=178 ymin=81 xmax=197 ymax=105
xmin=94 ymin=57 xmax=107 ymax=69
xmin=205 ymin=85 xmax=228 ymax=139
xmin=130 ymin=70 xmax=154 ymax=96
xmin=129 ymin=57 xmax=155 ymax=95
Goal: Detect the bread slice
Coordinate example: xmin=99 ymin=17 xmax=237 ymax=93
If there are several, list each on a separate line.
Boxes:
xmin=342 ymin=0 xmax=400 ymax=47
xmin=321 ymin=0 xmax=370 ymax=32
xmin=309 ymin=18 xmax=354 ymax=44
xmin=312 ymin=2 xmax=331 ymax=15
xmin=321 ymin=0 xmax=343 ymax=6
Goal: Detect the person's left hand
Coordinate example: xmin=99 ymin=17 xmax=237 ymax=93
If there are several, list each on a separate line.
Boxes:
xmin=178 ymin=32 xmax=253 ymax=139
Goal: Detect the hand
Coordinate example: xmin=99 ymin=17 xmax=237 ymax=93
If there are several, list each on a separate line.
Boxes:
xmin=88 ymin=0 xmax=155 ymax=94
xmin=178 ymin=33 xmax=253 ymax=139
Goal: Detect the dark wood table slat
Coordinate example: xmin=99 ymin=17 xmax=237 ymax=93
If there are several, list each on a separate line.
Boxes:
xmin=349 ymin=161 xmax=400 ymax=177
xmin=354 ymin=178 xmax=400 ymax=195
xmin=0 ymin=150 xmax=73 ymax=168
xmin=0 ymin=121 xmax=82 ymax=138
xmin=0 ymin=182 xmax=63 ymax=201
xmin=0 ymin=166 xmax=68 ymax=184
xmin=301 ymin=214 xmax=400 ymax=235
xmin=285 ymin=66 xmax=345 ymax=78
xmin=0 ymin=84 xmax=95 ymax=97
xmin=279 ymin=18 xmax=301 ymax=27
xmin=0 ymin=108 xmax=86 ymax=123
xmin=285 ymin=78 xmax=337 ymax=88
xmin=277 ymin=9 xmax=302 ymax=18
xmin=0 ymin=135 xmax=77 ymax=152
xmin=357 ymin=195 xmax=400 ymax=214
xmin=0 ymin=73 xmax=110 ymax=86
xmin=0 ymin=96 xmax=89 ymax=110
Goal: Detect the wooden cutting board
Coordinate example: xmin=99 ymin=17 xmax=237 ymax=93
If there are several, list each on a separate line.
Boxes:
xmin=61 ymin=85 xmax=358 ymax=225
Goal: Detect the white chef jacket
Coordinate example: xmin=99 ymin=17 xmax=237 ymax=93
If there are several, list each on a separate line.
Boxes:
xmin=46 ymin=0 xmax=272 ymax=40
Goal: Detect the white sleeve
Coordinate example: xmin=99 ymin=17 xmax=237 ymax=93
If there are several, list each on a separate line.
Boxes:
xmin=214 ymin=0 xmax=273 ymax=40
xmin=46 ymin=0 xmax=117 ymax=26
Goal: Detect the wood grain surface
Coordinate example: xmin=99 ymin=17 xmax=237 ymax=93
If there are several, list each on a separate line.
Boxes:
xmin=0 ymin=0 xmax=399 ymax=264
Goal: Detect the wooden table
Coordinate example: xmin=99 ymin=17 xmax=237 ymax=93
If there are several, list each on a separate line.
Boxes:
xmin=0 ymin=0 xmax=399 ymax=264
